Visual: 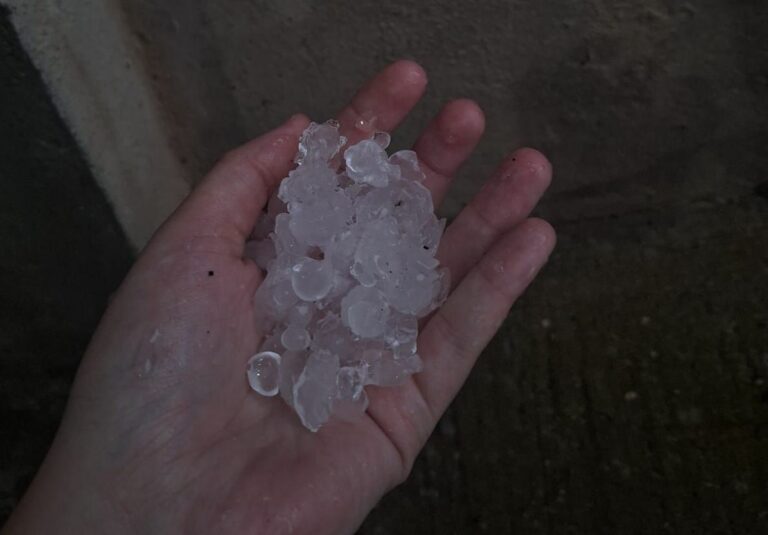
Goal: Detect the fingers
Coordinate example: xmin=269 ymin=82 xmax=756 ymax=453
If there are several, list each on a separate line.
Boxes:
xmin=413 ymin=99 xmax=485 ymax=206
xmin=336 ymin=60 xmax=427 ymax=145
xmin=415 ymin=218 xmax=556 ymax=420
xmin=152 ymin=60 xmax=427 ymax=253
xmin=155 ymin=114 xmax=310 ymax=248
xmin=438 ymin=148 xmax=552 ymax=290
xmin=336 ymin=65 xmax=484 ymax=210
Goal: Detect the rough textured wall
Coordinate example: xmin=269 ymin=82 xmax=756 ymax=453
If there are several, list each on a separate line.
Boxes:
xmin=122 ymin=0 xmax=766 ymax=218
xmin=5 ymin=0 xmax=190 ymax=248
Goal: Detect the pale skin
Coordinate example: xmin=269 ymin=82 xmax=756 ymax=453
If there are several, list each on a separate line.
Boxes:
xmin=3 ymin=61 xmax=555 ymax=534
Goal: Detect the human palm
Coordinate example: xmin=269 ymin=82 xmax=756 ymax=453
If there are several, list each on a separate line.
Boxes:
xmin=5 ymin=61 xmax=554 ymax=535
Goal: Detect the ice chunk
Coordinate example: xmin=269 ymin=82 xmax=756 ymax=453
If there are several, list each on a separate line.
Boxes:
xmin=293 ymin=350 xmax=340 ymax=432
xmin=341 ymin=286 xmax=390 ymax=338
xmin=386 ymin=313 xmax=419 ymax=359
xmin=373 ymin=131 xmax=391 ymax=149
xmin=246 ymin=352 xmax=281 ymax=396
xmin=291 ymin=257 xmax=334 ymax=301
xmin=389 ymin=150 xmax=425 ymax=182
xmin=364 ymin=348 xmax=423 ymax=386
xmin=254 ymin=260 xmax=298 ymax=323
xmin=246 ymin=121 xmax=448 ymax=431
xmin=287 ymin=190 xmax=353 ymax=246
xmin=344 ymin=140 xmax=397 ymax=187
xmin=281 ymin=324 xmax=311 ymax=351
xmin=295 ymin=121 xmax=347 ymax=166
xmin=336 ymin=365 xmax=367 ymax=400
xmin=273 ymin=213 xmax=307 ymax=257
xmin=286 ymin=303 xmax=313 ymax=327
xmin=310 ymin=312 xmax=359 ymax=364
xmin=333 ymin=365 xmax=370 ymax=419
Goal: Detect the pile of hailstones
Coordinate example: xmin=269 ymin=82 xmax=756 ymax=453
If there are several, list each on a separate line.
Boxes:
xmin=244 ymin=121 xmax=448 ymax=431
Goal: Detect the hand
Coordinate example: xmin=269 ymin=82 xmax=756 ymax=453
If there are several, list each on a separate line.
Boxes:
xmin=4 ymin=61 xmax=555 ymax=535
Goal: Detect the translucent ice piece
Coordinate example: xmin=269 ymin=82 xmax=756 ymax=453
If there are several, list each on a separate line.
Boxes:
xmin=391 ymin=180 xmax=433 ymax=231
xmin=286 ymin=303 xmax=314 ymax=327
xmin=333 ymin=365 xmax=370 ymax=419
xmin=293 ymin=350 xmax=340 ymax=431
xmin=336 ymin=365 xmax=367 ymax=400
xmin=325 ymin=229 xmax=360 ymax=270
xmin=278 ymin=350 xmax=307 ymax=408
xmin=341 ymin=285 xmax=390 ymax=338
xmin=279 ymin=165 xmax=338 ymax=205
xmin=389 ymin=149 xmax=425 ymax=182
xmin=247 ymin=120 xmax=448 ymax=431
xmin=364 ymin=349 xmax=423 ymax=386
xmin=354 ymin=186 xmax=396 ymax=225
xmin=254 ymin=265 xmax=298 ymax=322
xmin=386 ymin=313 xmax=419 ymax=359
xmin=246 ymin=351 xmax=281 ymax=396
xmin=291 ymin=257 xmax=334 ymax=301
xmin=273 ymin=213 xmax=307 ymax=257
xmin=384 ymin=269 xmax=439 ymax=315
xmin=295 ymin=121 xmax=347 ymax=166
xmin=287 ymin=190 xmax=353 ymax=246
xmin=373 ymin=131 xmax=391 ymax=149
xmin=344 ymin=139 xmax=396 ymax=187
xmin=310 ymin=312 xmax=360 ymax=364
xmin=281 ymin=324 xmax=311 ymax=351
xmin=351 ymin=216 xmax=400 ymax=287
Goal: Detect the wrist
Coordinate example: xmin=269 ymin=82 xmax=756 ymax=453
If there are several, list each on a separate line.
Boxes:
xmin=4 ymin=426 xmax=132 ymax=534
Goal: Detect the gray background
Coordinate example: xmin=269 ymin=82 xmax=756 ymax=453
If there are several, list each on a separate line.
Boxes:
xmin=3 ymin=0 xmax=768 ymax=533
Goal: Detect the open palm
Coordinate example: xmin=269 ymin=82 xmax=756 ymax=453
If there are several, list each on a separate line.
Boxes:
xmin=5 ymin=61 xmax=554 ymax=535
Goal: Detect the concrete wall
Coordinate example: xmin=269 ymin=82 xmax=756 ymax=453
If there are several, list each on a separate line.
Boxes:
xmin=123 ymin=0 xmax=766 ymax=222
xmin=6 ymin=0 xmax=189 ymax=248
xmin=11 ymin=0 xmax=767 ymax=243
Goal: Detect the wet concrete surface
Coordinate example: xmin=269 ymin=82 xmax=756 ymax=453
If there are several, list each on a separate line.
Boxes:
xmin=2 ymin=1 xmax=768 ymax=533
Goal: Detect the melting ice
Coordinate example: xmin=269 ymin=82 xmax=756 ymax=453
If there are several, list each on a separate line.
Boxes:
xmin=246 ymin=121 xmax=448 ymax=431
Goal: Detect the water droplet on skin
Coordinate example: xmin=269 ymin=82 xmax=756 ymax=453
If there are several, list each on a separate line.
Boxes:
xmin=353 ymin=113 xmax=378 ymax=134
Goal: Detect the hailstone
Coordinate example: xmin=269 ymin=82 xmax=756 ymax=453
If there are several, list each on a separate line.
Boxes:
xmin=245 ymin=121 xmax=448 ymax=431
